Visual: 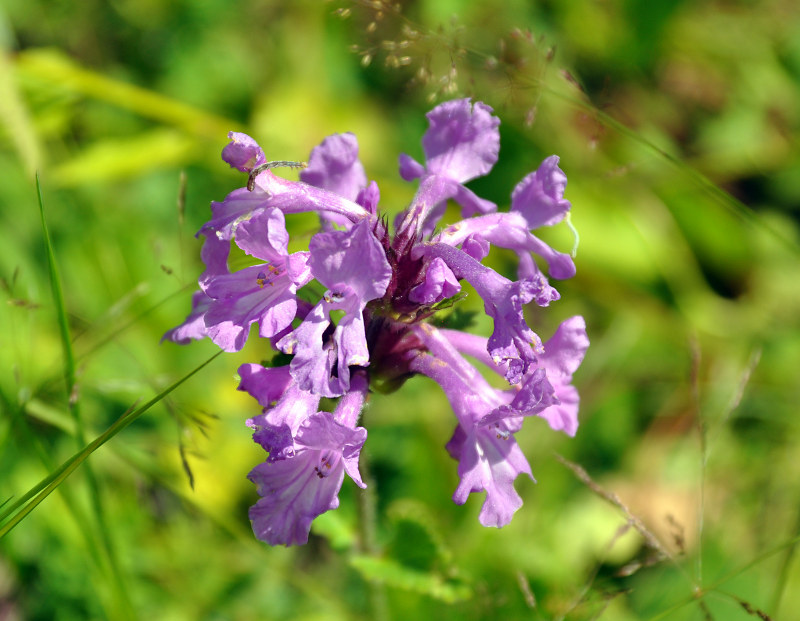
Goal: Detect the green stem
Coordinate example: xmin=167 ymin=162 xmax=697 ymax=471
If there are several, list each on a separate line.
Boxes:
xmin=355 ymin=450 xmax=390 ymax=621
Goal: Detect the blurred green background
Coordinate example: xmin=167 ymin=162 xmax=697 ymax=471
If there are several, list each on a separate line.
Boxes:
xmin=1 ymin=1 xmax=799 ymax=619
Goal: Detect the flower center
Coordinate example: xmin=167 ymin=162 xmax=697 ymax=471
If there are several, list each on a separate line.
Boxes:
xmin=313 ymin=450 xmax=340 ymax=479
xmin=255 ymin=264 xmax=283 ymax=288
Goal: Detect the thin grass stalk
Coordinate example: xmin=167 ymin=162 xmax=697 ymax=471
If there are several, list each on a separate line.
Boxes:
xmin=0 ymin=351 xmax=222 ymax=538
xmin=0 ymin=387 xmax=126 ymax=620
xmin=36 ymin=174 xmax=137 ymax=619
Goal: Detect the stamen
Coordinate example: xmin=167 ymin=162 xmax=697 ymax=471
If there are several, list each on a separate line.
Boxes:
xmin=493 ymin=424 xmax=510 ymax=440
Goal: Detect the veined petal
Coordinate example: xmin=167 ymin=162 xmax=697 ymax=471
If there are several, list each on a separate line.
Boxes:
xmin=511 ymin=155 xmax=571 ymax=229
xmin=301 ymin=132 xmax=367 ymax=202
xmin=203 ymin=266 xmax=299 ymax=352
xmin=309 ymin=219 xmax=392 ymax=301
xmin=248 ymin=411 xmax=367 ymax=546
xmin=422 ymin=99 xmax=500 ymax=182
xmin=248 ymin=448 xmax=344 ymax=546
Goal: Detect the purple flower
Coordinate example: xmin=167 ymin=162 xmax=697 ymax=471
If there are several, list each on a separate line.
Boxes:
xmin=247 ymin=373 xmax=368 ymax=546
xmin=440 ymin=317 xmax=589 ymax=436
xmin=397 ymin=99 xmax=500 ymax=236
xmin=277 ymin=219 xmax=392 ymax=397
xmin=168 ymin=99 xmax=589 ymax=545
xmin=409 ymin=324 xmax=550 ymax=528
xmin=201 ymin=208 xmax=311 ymax=352
xmin=416 ymin=241 xmax=558 ymax=384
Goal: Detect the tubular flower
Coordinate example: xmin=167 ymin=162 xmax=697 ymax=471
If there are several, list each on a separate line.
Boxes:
xmin=165 ymin=98 xmax=589 ymax=545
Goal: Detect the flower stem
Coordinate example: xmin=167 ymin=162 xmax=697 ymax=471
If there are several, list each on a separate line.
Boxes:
xmin=355 ymin=450 xmax=390 ymax=621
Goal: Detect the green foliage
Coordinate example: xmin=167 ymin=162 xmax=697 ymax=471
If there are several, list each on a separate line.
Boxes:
xmin=1 ymin=0 xmax=800 ymax=619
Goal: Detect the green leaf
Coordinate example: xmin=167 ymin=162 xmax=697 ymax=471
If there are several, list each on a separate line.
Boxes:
xmin=50 ymin=129 xmax=198 ymax=186
xmin=349 ymin=555 xmax=471 ymax=604
xmin=310 ymin=509 xmax=356 ymax=551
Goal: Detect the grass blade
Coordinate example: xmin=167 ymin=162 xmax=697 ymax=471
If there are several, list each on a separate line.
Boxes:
xmin=0 ymin=350 xmax=222 ymax=537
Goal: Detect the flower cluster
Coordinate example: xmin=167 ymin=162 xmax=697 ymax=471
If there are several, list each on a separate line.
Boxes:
xmin=165 ymin=99 xmax=589 ymax=546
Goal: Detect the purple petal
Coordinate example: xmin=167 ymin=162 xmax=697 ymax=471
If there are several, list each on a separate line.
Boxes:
xmin=398 ymin=153 xmax=425 ymax=181
xmin=355 ymin=180 xmax=380 ymax=216
xmin=248 ymin=411 xmax=367 ymax=546
xmin=161 ymin=291 xmax=211 ymax=344
xmin=248 ymin=383 xmax=321 ymax=460
xmin=238 ymin=363 xmax=293 ymax=408
xmin=461 ymin=235 xmax=490 ymax=261
xmin=508 ymin=368 xmax=558 ymax=414
xmin=422 ymin=99 xmax=500 ymax=182
xmin=294 ymin=412 xmax=368 ymax=489
xmin=234 ymin=208 xmax=290 ymax=263
xmin=308 ymin=219 xmax=391 ymax=302
xmin=222 ymin=131 xmax=266 ymax=172
xmin=511 ymin=155 xmax=571 ymax=229
xmin=203 ymin=265 xmax=300 ymax=352
xmin=438 ymin=211 xmax=575 ymax=280
xmin=408 ymin=328 xmax=534 ymax=528
xmin=253 ymin=170 xmax=371 ymax=223
xmin=409 ymin=257 xmax=461 ymax=304
xmin=539 ymin=316 xmax=589 ymax=379
xmin=539 ymin=384 xmax=579 ymax=436
xmin=450 ymin=423 xmax=533 ymax=528
xmin=277 ymin=301 xmax=341 ymax=397
xmin=415 ymin=243 xmax=556 ymax=383
xmin=300 ymin=133 xmax=367 ymax=202
xmin=248 ymin=449 xmax=343 ymax=546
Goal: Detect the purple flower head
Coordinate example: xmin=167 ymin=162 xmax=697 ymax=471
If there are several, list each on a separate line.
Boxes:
xmin=202 ymin=208 xmax=312 ymax=352
xmin=167 ymin=99 xmax=589 ymax=546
